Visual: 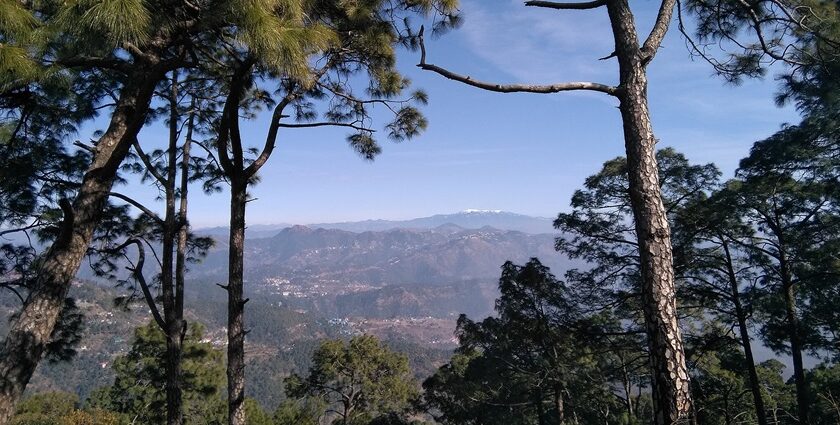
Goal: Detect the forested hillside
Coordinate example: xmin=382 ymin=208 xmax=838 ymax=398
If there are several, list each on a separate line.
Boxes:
xmin=1 ymin=0 xmax=839 ymax=424
xmin=2 ymin=281 xmax=451 ymax=410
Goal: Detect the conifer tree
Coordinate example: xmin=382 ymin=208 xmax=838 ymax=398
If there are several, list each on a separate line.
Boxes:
xmin=205 ymin=2 xmax=458 ymax=423
xmin=0 ymin=0 xmax=334 ymax=420
xmin=285 ymin=335 xmax=417 ymax=425
xmin=416 ymin=3 xmax=690 ymax=421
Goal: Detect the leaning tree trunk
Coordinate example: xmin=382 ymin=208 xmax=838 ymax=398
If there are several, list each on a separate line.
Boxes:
xmin=722 ymin=239 xmax=767 ymax=425
xmin=226 ymin=177 xmax=248 ymax=425
xmin=607 ymin=1 xmax=692 ymax=423
xmin=0 ymin=74 xmax=159 ymax=424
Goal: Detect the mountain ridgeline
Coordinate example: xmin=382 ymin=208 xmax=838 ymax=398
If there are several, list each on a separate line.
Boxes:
xmin=189 ymin=211 xmax=567 ymax=320
xmin=196 ymin=210 xmax=554 ymax=239
xmin=192 ymin=212 xmax=566 ymax=286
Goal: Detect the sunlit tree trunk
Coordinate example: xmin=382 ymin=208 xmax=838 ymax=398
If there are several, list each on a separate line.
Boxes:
xmin=606 ymin=1 xmax=691 ymax=422
xmin=0 ymin=72 xmax=160 ymax=423
xmin=417 ymin=1 xmax=692 ymax=421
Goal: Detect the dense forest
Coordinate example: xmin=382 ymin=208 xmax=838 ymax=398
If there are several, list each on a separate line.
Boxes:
xmin=2 ymin=0 xmax=840 ymax=424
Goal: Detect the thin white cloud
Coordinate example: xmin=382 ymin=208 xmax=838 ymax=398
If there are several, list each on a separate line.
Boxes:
xmin=459 ymin=0 xmax=616 ymax=84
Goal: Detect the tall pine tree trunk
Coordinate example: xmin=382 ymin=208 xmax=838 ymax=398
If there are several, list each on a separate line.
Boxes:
xmin=226 ymin=178 xmax=248 ymax=425
xmin=0 ymin=73 xmax=159 ymax=424
xmin=163 ymin=73 xmax=184 ymax=425
xmin=172 ymin=104 xmax=194 ymax=425
xmin=722 ymin=240 xmax=767 ymax=425
xmin=780 ymin=251 xmax=808 ymax=423
xmin=607 ymin=1 xmax=691 ymax=422
xmin=162 ymin=183 xmax=182 ymax=425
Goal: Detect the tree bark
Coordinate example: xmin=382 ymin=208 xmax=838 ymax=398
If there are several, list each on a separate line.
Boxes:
xmin=163 ymin=72 xmax=184 ymax=425
xmin=721 ymin=239 xmax=767 ymax=425
xmin=171 ymin=101 xmax=194 ymax=425
xmin=554 ymin=384 xmax=565 ymax=424
xmin=779 ymin=251 xmax=808 ymax=423
xmin=417 ymin=0 xmax=692 ymax=421
xmin=0 ymin=72 xmax=159 ymax=424
xmin=621 ymin=362 xmax=634 ymax=419
xmin=606 ymin=1 xmax=692 ymax=423
xmin=226 ymin=177 xmax=248 ymax=425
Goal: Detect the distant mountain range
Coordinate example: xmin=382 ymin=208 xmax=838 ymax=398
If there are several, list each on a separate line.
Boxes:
xmin=194 ymin=224 xmax=567 ymax=286
xmin=196 ymin=210 xmax=555 ymax=238
xmin=190 ymin=222 xmax=570 ymax=321
xmin=310 ymin=210 xmax=555 ymax=234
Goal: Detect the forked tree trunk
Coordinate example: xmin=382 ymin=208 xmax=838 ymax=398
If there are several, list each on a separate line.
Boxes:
xmin=606 ymin=1 xmax=692 ymax=423
xmin=0 ymin=73 xmax=159 ymax=424
xmin=226 ymin=178 xmax=248 ymax=425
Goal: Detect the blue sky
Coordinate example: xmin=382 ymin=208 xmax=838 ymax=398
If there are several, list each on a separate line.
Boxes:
xmin=119 ymin=0 xmax=800 ymax=228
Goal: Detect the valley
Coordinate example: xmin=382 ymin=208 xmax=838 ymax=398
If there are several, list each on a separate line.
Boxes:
xmin=17 ymin=211 xmax=567 ymax=409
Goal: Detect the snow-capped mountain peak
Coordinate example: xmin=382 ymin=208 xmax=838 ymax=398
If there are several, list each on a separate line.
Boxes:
xmin=460 ymin=209 xmax=504 ymax=214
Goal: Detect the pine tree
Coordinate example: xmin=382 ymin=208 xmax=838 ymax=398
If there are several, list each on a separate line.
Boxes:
xmin=285 ymin=335 xmax=417 ymax=425
xmin=204 ymin=2 xmax=458 ymax=423
xmin=0 ymin=0 xmax=350 ymax=420
xmin=416 ymin=3 xmax=691 ymax=420
xmin=87 ymin=321 xmax=226 ymax=425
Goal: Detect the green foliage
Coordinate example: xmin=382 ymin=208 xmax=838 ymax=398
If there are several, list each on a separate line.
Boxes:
xmin=684 ymin=0 xmax=840 ymax=84
xmin=807 ymin=363 xmax=840 ymax=424
xmin=226 ymin=0 xmax=336 ymax=78
xmin=69 ymin=0 xmax=151 ymax=44
xmin=12 ymin=392 xmax=77 ymax=424
xmin=272 ymin=398 xmax=324 ymax=425
xmin=285 ymin=334 xmax=417 ymax=425
xmin=725 ymin=124 xmax=840 ymax=357
xmin=10 ymin=391 xmax=119 ymax=425
xmin=423 ymin=259 xmax=634 ymax=424
xmin=243 ymin=398 xmax=273 ymax=425
xmin=691 ymin=348 xmax=760 ymax=424
xmin=553 ymin=148 xmax=722 ymax=344
xmin=88 ymin=321 xmax=226 ymax=424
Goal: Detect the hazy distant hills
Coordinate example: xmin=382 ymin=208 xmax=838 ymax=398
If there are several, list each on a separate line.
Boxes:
xmin=194 ymin=224 xmax=567 ymax=286
xmin=196 ymin=210 xmax=556 ymax=238
xmin=194 ymin=223 xmax=294 ymax=239
xmin=309 ymin=210 xmax=555 ymax=234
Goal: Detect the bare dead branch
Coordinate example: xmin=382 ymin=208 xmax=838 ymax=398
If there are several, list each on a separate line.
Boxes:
xmin=416 ymin=26 xmax=618 ymax=96
xmin=108 ymin=192 xmax=164 ymax=225
xmin=278 ymin=122 xmax=374 ymax=132
xmin=524 ymin=0 xmax=606 ymax=10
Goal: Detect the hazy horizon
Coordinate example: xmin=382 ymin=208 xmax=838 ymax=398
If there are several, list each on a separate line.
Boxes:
xmin=91 ymin=0 xmax=798 ymax=228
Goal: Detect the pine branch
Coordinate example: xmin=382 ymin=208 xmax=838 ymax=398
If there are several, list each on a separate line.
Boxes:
xmin=641 ymin=0 xmax=677 ymax=64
